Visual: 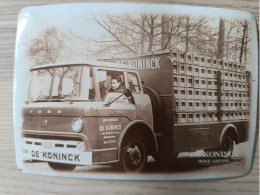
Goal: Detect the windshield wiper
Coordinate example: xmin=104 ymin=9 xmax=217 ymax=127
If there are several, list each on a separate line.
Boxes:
xmin=50 ymin=99 xmax=73 ymax=104
xmin=32 ymin=99 xmax=49 ymax=102
xmin=26 ymin=99 xmax=72 ymax=104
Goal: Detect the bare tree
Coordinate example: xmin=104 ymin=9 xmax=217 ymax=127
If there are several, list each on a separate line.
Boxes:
xmin=222 ymin=19 xmax=251 ymax=63
xmin=184 ymin=16 xmax=190 ymax=54
xmin=161 ymin=15 xmax=169 ymax=50
xmin=93 ymin=13 xmax=251 ymax=63
xmin=173 ymin=16 xmax=213 ymax=56
xmin=93 ymin=14 xmax=183 ymax=56
xmin=239 ymin=20 xmax=249 ymax=63
xmin=217 ymin=18 xmax=225 ymax=59
xmin=27 ymin=27 xmax=65 ymax=65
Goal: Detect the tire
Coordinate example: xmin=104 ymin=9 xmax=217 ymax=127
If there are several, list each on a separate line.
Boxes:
xmin=204 ymin=135 xmax=234 ymax=158
xmin=48 ymin=162 xmax=76 ymax=171
xmin=222 ymin=135 xmax=234 ymax=153
xmin=121 ymin=136 xmax=147 ymax=173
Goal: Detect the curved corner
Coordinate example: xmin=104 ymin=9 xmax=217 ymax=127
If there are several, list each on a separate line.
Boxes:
xmin=219 ymin=123 xmax=239 ymax=144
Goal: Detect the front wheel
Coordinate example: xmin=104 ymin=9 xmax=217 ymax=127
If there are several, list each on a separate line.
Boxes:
xmin=48 ymin=162 xmax=76 ymax=171
xmin=121 ymin=136 xmax=147 ymax=173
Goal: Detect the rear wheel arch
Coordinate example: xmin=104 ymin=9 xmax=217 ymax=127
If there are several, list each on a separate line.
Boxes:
xmin=220 ymin=124 xmax=239 ymax=145
xmin=143 ymin=86 xmax=162 ymax=132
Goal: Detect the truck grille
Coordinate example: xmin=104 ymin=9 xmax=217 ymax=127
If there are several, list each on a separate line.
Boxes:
xmin=23 ymin=138 xmax=84 ymax=151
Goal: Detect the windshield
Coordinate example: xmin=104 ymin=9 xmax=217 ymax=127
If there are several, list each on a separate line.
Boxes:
xmin=28 ymin=66 xmax=95 ymax=102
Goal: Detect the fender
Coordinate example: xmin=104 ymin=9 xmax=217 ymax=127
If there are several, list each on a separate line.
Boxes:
xmin=219 ymin=123 xmax=239 ymax=144
xmin=117 ymin=120 xmax=158 ymax=160
xmin=143 ymin=86 xmax=162 ymax=111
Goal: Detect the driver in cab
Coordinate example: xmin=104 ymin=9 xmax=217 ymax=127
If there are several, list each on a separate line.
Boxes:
xmin=109 ymin=75 xmax=125 ymax=93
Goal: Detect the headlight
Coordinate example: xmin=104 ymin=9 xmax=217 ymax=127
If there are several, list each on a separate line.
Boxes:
xmin=72 ymin=118 xmax=83 ymax=133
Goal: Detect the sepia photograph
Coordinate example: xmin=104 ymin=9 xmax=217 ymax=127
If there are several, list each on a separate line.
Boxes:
xmin=14 ymin=3 xmax=258 ymax=180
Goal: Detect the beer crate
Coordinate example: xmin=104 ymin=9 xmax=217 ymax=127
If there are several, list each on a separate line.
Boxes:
xmin=173 ymin=75 xmax=178 ymax=87
xmin=200 ymin=57 xmax=207 ymax=67
xmin=187 ymin=113 xmax=195 ymax=123
xmin=212 ymin=59 xmax=218 ymax=69
xmin=177 ymin=113 xmax=187 ymax=123
xmin=179 ymin=100 xmax=187 ymax=111
xmin=194 ymin=113 xmax=201 ymax=123
xmin=194 ymin=66 xmax=200 ymax=77
xmin=187 ymin=65 xmax=194 ymax=76
xmin=200 ymin=78 xmax=207 ymax=88
xmin=186 ymin=54 xmax=192 ymax=64
xmin=200 ymin=67 xmax=206 ymax=77
xmin=207 ymin=78 xmax=215 ymax=89
xmin=223 ymin=62 xmax=228 ymax=70
xmin=207 ymin=101 xmax=214 ymax=111
xmin=187 ymin=100 xmax=195 ymax=111
xmin=187 ymin=88 xmax=194 ymax=99
xmin=194 ymin=101 xmax=201 ymax=111
xmin=201 ymin=113 xmax=207 ymax=122
xmin=179 ymin=76 xmax=186 ymax=87
xmin=206 ymin=58 xmax=212 ymax=68
xmin=194 ymin=89 xmax=200 ymax=99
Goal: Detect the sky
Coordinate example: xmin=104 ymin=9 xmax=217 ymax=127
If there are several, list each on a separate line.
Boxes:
xmin=16 ymin=3 xmax=256 ymax=65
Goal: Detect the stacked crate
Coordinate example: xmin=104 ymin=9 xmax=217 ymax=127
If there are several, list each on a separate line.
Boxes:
xmin=172 ymin=52 xmax=250 ymax=124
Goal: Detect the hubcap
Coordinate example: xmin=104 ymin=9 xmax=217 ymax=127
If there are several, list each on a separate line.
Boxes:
xmin=127 ymin=145 xmax=141 ymax=166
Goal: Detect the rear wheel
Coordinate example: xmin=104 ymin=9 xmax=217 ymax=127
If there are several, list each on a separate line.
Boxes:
xmin=48 ymin=162 xmax=76 ymax=171
xmin=204 ymin=134 xmax=234 ymax=158
xmin=222 ymin=135 xmax=234 ymax=153
xmin=121 ymin=136 xmax=147 ymax=173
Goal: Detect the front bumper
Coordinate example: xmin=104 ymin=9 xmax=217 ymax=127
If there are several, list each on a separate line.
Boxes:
xmin=22 ymin=138 xmax=92 ymax=165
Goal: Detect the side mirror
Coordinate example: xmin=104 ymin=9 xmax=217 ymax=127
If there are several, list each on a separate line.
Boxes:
xmin=123 ymin=88 xmax=132 ymax=97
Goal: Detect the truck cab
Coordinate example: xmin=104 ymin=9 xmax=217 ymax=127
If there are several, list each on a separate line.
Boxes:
xmin=22 ymin=61 xmax=157 ymax=173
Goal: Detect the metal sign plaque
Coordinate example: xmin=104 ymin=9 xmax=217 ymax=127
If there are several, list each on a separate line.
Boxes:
xmin=14 ymin=3 xmax=258 ymax=180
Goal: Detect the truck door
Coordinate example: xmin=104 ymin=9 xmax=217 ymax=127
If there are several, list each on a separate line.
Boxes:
xmin=96 ymin=70 xmax=136 ymax=152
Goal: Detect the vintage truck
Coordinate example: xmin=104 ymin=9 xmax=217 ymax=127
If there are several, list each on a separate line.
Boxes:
xmin=21 ymin=53 xmax=250 ymax=173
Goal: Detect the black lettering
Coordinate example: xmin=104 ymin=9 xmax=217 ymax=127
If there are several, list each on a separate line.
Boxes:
xmin=68 ymin=154 xmax=73 ymax=161
xmin=43 ymin=152 xmax=47 ymax=158
xmin=53 ymin=153 xmax=58 ymax=160
xmin=48 ymin=152 xmax=52 ymax=159
xmin=74 ymin=154 xmax=80 ymax=162
xmin=31 ymin=150 xmax=35 ymax=157
xmin=62 ymin=153 xmax=67 ymax=160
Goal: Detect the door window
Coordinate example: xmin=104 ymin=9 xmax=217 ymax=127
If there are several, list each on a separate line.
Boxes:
xmin=97 ymin=70 xmax=125 ymax=100
xmin=127 ymin=72 xmax=140 ymax=94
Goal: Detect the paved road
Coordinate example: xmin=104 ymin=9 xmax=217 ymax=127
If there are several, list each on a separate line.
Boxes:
xmin=22 ymin=142 xmax=251 ymax=180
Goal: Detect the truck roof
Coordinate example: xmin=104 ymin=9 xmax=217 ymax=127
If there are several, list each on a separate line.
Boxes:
xmin=30 ymin=60 xmax=137 ymax=71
